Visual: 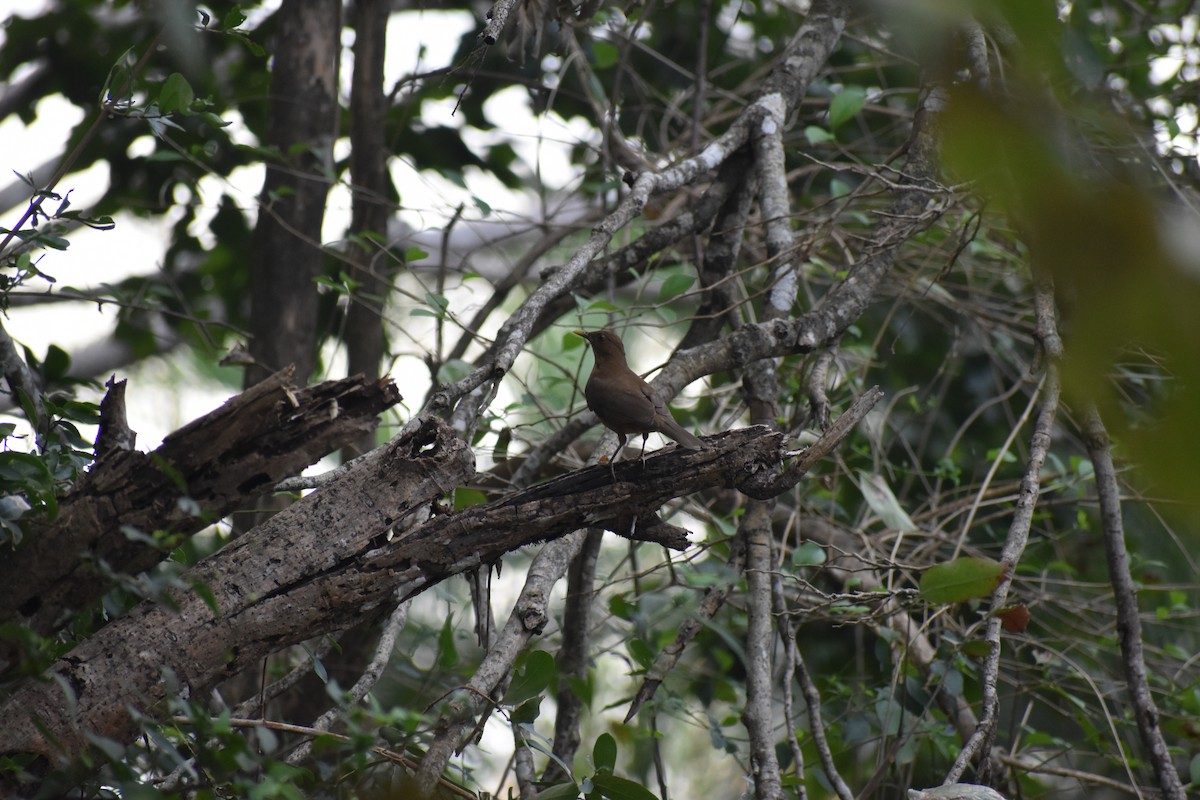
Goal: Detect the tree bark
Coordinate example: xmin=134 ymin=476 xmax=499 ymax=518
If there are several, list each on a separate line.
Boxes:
xmin=0 ymin=426 xmax=790 ymax=768
xmin=343 ymin=0 xmax=393 ymax=447
xmin=245 ymin=0 xmax=341 ymax=387
xmin=0 ymin=368 xmax=400 ymax=670
xmin=0 ymin=418 xmax=473 ymax=766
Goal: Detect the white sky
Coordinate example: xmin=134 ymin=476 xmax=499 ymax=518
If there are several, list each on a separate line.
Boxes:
xmin=0 ymin=3 xmax=595 ymax=448
xmin=2 ymin=2 xmax=1196 ymax=438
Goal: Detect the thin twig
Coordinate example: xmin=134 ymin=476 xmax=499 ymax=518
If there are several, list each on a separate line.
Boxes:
xmin=0 ymin=32 xmax=163 ymax=258
xmin=0 ymin=318 xmax=47 ymax=449
xmin=285 ymin=599 xmax=411 ymax=765
xmin=947 ymin=285 xmax=1061 ymax=783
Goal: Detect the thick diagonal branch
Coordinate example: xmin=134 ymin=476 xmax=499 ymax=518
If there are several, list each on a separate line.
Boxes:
xmin=0 ymin=426 xmax=792 ymax=767
xmin=0 ymin=368 xmax=401 ymax=659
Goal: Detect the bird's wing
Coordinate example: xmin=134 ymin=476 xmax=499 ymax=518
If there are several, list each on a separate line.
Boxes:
xmin=586 ymin=378 xmax=657 ymax=431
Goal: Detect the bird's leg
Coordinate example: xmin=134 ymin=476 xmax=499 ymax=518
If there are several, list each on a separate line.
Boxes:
xmin=609 ymin=432 xmax=628 ymax=482
xmin=640 ymin=432 xmax=650 ymax=470
xmin=613 ymin=432 xmax=628 ymax=462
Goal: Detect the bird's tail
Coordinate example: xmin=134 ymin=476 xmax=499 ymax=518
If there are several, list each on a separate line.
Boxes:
xmin=656 ymin=416 xmax=706 ymax=450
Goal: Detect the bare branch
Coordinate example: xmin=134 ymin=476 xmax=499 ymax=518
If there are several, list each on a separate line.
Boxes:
xmin=0 ymin=317 xmax=47 ymax=448
xmin=948 ymin=284 xmax=1061 ymax=784
xmin=285 ymin=598 xmax=412 ymax=765
xmin=741 ymin=502 xmax=784 ymax=799
xmin=0 ymin=368 xmax=402 ymax=653
xmin=1080 ymin=406 xmax=1187 ymax=800
xmin=0 ymin=418 xmax=474 ymax=762
xmin=416 ymin=530 xmax=588 ymax=793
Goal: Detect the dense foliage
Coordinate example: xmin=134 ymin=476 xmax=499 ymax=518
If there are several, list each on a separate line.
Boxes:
xmin=1 ymin=1 xmax=1198 ymax=798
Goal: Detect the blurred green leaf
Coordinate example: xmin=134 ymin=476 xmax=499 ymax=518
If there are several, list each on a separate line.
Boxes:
xmin=656 ymin=273 xmax=695 ymax=302
xmin=857 ymin=471 xmax=916 ymax=532
xmin=920 ymin=557 xmax=1007 ymax=605
xmin=592 ymin=40 xmax=619 ymax=69
xmin=828 ymin=86 xmax=866 ymax=130
xmin=159 ymin=72 xmax=195 ymax=114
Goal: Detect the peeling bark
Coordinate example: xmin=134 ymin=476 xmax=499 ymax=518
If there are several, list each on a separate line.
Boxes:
xmin=0 ymin=368 xmax=401 ymax=666
xmin=0 ymin=425 xmax=796 ymax=768
xmin=0 ymin=419 xmax=472 ymax=764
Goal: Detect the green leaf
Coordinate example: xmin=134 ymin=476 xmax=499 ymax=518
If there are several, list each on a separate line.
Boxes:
xmin=538 ymin=783 xmax=582 ymax=800
xmin=0 ymin=494 xmax=31 ymax=520
xmin=40 ymin=233 xmax=70 ymax=251
xmin=960 ymin=639 xmax=991 ymax=659
xmin=592 ymin=40 xmax=619 ymax=69
xmin=511 ymin=697 xmax=542 ymax=724
xmin=199 ymin=111 xmax=233 ymax=128
xmin=804 ymin=125 xmax=834 ymax=143
xmin=159 ymin=72 xmax=195 ymax=115
xmin=592 ymin=733 xmax=617 ymax=772
xmin=585 ymin=71 xmax=606 ymax=103
xmin=42 ymin=345 xmax=70 ymax=381
xmin=919 ymin=557 xmax=1008 ymax=604
xmin=589 ymin=771 xmax=658 ymax=800
xmin=436 ymin=359 xmax=472 ymax=386
xmin=566 ymin=674 xmax=593 ymax=708
xmin=656 ymin=273 xmax=695 ymax=302
xmin=231 ymin=31 xmax=266 ymax=57
xmin=0 ymin=451 xmax=55 ymax=485
xmin=828 ymin=86 xmax=866 ymax=130
xmin=626 ymin=638 xmax=654 ymax=670
xmin=59 ymin=400 xmax=101 ymax=425
xmin=454 ymin=488 xmax=487 ymax=510
xmin=84 ymin=731 xmax=127 ymax=762
xmin=791 ymin=541 xmax=826 ymax=567
xmin=504 ymin=650 xmax=556 ymax=706
xmin=608 ymin=594 xmax=635 ymax=621
xmin=254 ymin=724 xmax=278 ymax=754
xmin=874 ymin=695 xmax=903 ymax=736
xmin=404 ymin=246 xmax=429 ymax=263
xmin=305 ymin=642 xmax=329 ymax=683
xmin=58 ymin=211 xmax=116 ymax=230
xmin=437 ymin=615 xmax=459 ymax=669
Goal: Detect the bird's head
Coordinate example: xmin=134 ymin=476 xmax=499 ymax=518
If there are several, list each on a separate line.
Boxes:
xmin=574 ymin=329 xmax=627 ymax=360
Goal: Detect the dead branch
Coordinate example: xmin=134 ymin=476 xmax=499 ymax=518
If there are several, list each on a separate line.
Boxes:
xmin=0 ymin=425 xmax=799 ymax=768
xmin=0 ymin=367 xmax=401 ymax=667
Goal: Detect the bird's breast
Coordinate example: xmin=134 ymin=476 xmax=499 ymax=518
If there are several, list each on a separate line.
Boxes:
xmin=585 ymin=376 xmax=658 ymax=432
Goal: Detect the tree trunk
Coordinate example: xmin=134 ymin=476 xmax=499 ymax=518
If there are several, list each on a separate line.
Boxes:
xmin=343 ymin=0 xmax=393 ymax=456
xmin=245 ymin=0 xmax=341 ymax=388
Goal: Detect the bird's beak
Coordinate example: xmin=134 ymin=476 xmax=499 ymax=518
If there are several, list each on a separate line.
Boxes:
xmin=573 ymin=329 xmax=588 ymax=339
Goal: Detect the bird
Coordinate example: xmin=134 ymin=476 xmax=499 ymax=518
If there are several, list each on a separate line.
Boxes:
xmin=574 ymin=329 xmax=705 ymax=474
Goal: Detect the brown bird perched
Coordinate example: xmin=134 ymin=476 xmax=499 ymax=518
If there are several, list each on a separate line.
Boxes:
xmin=575 ymin=329 xmax=705 ymax=470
